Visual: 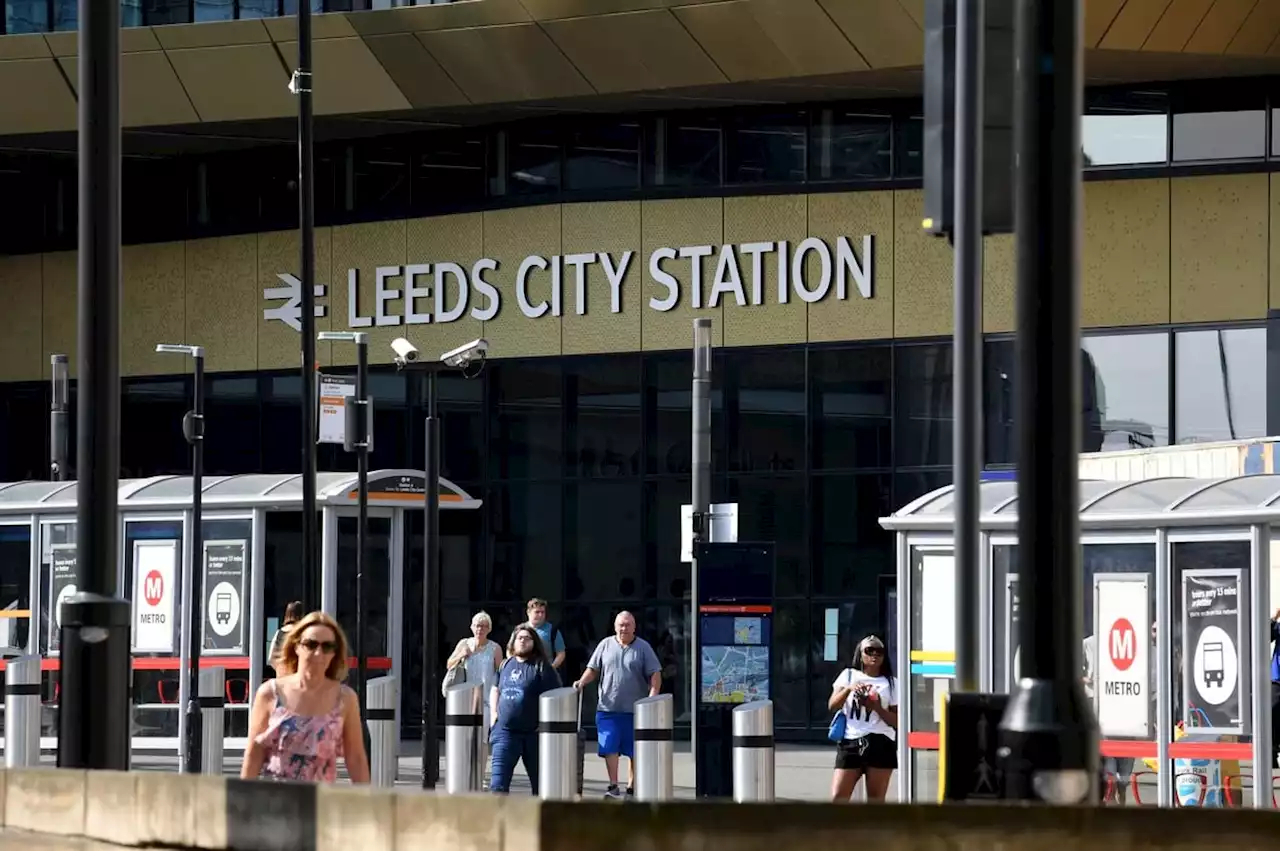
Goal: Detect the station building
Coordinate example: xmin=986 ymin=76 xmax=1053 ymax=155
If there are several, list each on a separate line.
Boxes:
xmin=0 ymin=0 xmax=1277 ymax=742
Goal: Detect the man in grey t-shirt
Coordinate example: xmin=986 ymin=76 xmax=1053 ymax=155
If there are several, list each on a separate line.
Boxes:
xmin=573 ymin=611 xmax=662 ymax=799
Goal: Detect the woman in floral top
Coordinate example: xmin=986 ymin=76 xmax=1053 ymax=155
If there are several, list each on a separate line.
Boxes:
xmin=240 ymin=610 xmax=370 ymax=784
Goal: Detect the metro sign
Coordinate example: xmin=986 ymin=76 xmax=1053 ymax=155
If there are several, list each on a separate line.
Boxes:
xmin=1109 ymin=617 xmax=1136 ymax=672
xmin=143 ymin=570 xmax=164 ymax=608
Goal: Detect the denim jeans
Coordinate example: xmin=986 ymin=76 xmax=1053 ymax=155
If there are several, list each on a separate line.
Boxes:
xmin=490 ymin=727 xmax=539 ymax=794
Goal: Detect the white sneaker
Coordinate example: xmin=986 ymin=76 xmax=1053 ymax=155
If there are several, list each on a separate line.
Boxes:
xmin=603 ymin=785 xmax=623 ymax=800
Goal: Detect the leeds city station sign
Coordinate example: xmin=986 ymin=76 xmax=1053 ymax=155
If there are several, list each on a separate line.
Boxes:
xmin=264 ymin=235 xmax=874 ymax=332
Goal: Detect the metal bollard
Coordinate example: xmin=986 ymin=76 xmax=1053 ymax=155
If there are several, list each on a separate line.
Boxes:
xmin=634 ymin=693 xmax=673 ymax=801
xmin=538 ymin=687 xmax=580 ymax=801
xmin=5 ymin=655 xmax=40 ymax=767
xmin=367 ymin=675 xmax=399 ymax=787
xmin=732 ymin=700 xmax=774 ymax=802
xmin=445 ymin=682 xmax=484 ymax=794
xmin=199 ymin=666 xmax=225 ymax=776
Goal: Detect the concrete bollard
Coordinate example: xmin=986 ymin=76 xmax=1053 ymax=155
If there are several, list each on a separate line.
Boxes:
xmin=634 ymin=693 xmax=673 ymax=801
xmin=444 ymin=682 xmax=484 ymax=794
xmin=538 ymin=687 xmax=580 ymax=801
xmin=5 ymin=655 xmax=40 ymax=768
xmin=199 ymin=666 xmax=225 ymax=776
xmin=732 ymin=700 xmax=775 ymax=802
xmin=367 ymin=675 xmax=399 ymax=787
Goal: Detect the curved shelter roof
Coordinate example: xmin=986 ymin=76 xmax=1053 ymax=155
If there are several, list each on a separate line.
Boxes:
xmin=880 ymin=475 xmax=1280 ymax=533
xmin=0 ymin=470 xmax=481 ymax=513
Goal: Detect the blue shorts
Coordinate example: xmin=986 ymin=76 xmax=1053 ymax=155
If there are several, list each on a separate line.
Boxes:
xmin=596 ymin=711 xmax=634 ymax=758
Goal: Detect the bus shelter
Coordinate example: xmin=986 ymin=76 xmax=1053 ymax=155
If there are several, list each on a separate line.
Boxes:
xmin=880 ymin=475 xmax=1279 ymax=809
xmin=0 ymin=469 xmax=480 ymax=756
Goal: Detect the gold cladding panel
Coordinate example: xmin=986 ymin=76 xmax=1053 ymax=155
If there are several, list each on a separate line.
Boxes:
xmin=1171 ymin=173 xmax=1268 ymax=323
xmin=806 ymin=191 xmax=893 ymax=343
xmin=1227 ymin=2 xmax=1280 ymax=55
xmin=892 ymin=189 xmax=952 ymax=338
xmin=1185 ymin=0 xmax=1258 ymax=54
xmin=541 ymin=11 xmax=726 ymax=94
xmin=329 ymin=221 xmax=408 ymax=367
xmin=417 ymin=24 xmax=593 ymax=105
xmin=166 ymin=44 xmax=294 ymax=123
xmin=483 ymin=207 xmax=563 ymax=359
xmin=151 ymin=19 xmax=273 ymax=50
xmin=722 ymin=195 xmax=807 ymax=347
xmin=641 ymin=198 xmax=724 ymax=352
xmin=0 ymin=255 xmax=44 ymax=382
xmin=817 ymin=0 xmax=922 ymax=69
xmin=1085 ymin=0 xmax=1127 ymax=46
xmin=122 ymin=243 xmax=187 ymax=377
xmin=1100 ymin=0 xmax=1173 ymax=50
xmin=41 ymin=252 xmax=77 ymax=379
xmin=186 ymin=234 xmax=263 ymax=374
xmin=0 ymin=34 xmax=52 ymax=60
xmin=982 ymin=235 xmax=1015 ymax=334
xmin=0 ymin=58 xmax=75 ymax=135
xmin=1142 ymin=0 xmax=1213 ymax=52
xmin=255 ymin=229 xmax=335 ymax=371
xmin=1081 ymin=179 xmax=1170 ymax=328
xmin=561 ymin=202 xmax=643 ymax=355
xmin=521 ymin=0 xmax=694 ymax=18
xmin=275 ymin=37 xmax=411 ymax=116
xmin=361 ymin=34 xmax=467 ymax=109
xmin=1271 ymin=174 xmax=1280 ymax=308
xmin=403 ymin=213 xmax=486 ymax=362
xmin=59 ymin=52 xmax=200 ymax=128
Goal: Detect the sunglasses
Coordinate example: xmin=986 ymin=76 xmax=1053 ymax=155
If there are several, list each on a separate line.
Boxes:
xmin=300 ymin=638 xmax=338 ymax=654
xmin=862 ymin=646 xmax=884 ymax=656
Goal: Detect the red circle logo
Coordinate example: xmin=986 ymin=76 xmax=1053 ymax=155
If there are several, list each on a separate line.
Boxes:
xmin=143 ymin=570 xmax=164 ymax=607
xmin=1108 ymin=617 xmax=1136 ymax=671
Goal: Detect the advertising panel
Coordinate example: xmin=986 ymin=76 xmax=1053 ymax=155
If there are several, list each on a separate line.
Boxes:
xmin=47 ymin=544 xmax=77 ymax=656
xmin=202 ymin=540 xmax=248 ymax=655
xmin=1181 ymin=568 xmax=1247 ymax=735
xmin=1092 ymin=573 xmax=1151 ymax=739
xmin=132 ymin=539 xmax=178 ymax=654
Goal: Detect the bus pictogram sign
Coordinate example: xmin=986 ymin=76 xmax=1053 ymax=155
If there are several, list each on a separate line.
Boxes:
xmin=1108 ymin=617 xmax=1136 ymax=672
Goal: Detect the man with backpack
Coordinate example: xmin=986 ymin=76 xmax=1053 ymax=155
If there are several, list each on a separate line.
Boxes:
xmin=524 ymin=597 xmax=566 ymax=669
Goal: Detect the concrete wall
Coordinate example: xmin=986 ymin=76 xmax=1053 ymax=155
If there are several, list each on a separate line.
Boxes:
xmin=0 ymin=767 xmax=1278 ymax=851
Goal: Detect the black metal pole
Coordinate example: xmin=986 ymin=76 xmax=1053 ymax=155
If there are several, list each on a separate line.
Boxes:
xmin=421 ymin=369 xmax=441 ymax=789
xmin=296 ymin=0 xmax=319 ymax=613
xmin=183 ymin=353 xmax=206 ymax=774
xmin=50 ymin=354 xmax=69 ymax=482
xmin=998 ymin=0 xmax=1098 ymax=803
xmin=60 ymin=0 xmax=131 ymax=772
xmin=356 ymin=340 xmax=371 ymax=757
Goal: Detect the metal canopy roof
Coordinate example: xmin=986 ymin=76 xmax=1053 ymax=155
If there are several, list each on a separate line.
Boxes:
xmin=879 ymin=475 xmax=1280 ymax=533
xmin=0 ymin=470 xmax=481 ymax=513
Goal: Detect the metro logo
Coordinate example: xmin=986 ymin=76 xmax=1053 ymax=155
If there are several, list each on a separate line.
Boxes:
xmin=1109 ymin=617 xmax=1136 ymax=672
xmin=144 ymin=570 xmax=164 ymax=607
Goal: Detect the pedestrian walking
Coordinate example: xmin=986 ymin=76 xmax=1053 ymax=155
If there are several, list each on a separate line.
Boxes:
xmin=573 ymin=611 xmax=661 ymax=800
xmin=489 ymin=622 xmax=562 ymax=794
xmin=267 ymin=600 xmax=304 ymax=674
xmin=828 ymin=635 xmax=897 ymax=802
xmin=241 ymin=611 xmax=370 ymax=783
xmin=522 ymin=597 xmax=567 ymax=669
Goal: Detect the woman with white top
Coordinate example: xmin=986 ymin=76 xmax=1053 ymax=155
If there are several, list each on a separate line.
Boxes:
xmin=828 ymin=634 xmax=898 ymax=802
xmin=446 ymin=611 xmax=504 ymax=729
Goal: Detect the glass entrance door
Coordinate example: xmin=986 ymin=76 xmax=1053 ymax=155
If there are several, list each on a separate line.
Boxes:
xmin=334 ymin=512 xmax=395 ymax=681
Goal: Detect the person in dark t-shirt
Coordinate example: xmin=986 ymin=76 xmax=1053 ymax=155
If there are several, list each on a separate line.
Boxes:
xmin=489 ymin=622 xmax=562 ymax=794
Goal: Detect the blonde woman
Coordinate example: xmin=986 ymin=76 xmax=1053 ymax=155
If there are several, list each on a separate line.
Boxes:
xmin=447 ymin=611 xmax=504 ymax=731
xmin=241 ymin=611 xmax=370 ymax=784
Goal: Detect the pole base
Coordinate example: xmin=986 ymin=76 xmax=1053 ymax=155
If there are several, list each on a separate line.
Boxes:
xmin=998 ymin=677 xmax=1099 ymax=804
xmin=57 ymin=594 xmax=132 ymax=771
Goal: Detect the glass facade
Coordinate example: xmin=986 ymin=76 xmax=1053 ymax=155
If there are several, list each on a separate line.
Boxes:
xmin=0 ymin=327 xmax=1263 ymax=737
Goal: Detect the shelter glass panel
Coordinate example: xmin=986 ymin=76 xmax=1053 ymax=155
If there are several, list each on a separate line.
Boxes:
xmin=124 ymin=518 xmax=185 ymax=740
xmin=0 ymin=524 xmax=31 ymax=655
xmin=335 ymin=515 xmax=391 ymax=663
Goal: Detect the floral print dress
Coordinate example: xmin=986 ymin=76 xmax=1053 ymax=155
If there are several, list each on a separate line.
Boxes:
xmin=257 ymin=679 xmax=346 ymax=783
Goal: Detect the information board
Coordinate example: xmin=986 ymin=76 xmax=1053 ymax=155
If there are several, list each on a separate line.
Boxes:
xmin=203 ymin=539 xmax=248 ymax=655
xmin=47 ymin=544 xmax=77 ymax=655
xmin=699 ymin=606 xmax=771 ymax=704
xmin=1182 ymin=568 xmax=1247 ymax=735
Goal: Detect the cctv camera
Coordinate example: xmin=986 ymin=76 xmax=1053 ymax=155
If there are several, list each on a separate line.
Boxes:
xmin=390 ymin=338 xmax=420 ymax=365
xmin=441 ymin=338 xmax=489 ymax=369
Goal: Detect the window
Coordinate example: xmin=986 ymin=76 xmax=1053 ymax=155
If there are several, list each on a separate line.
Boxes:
xmin=6 ymin=0 xmax=48 ymax=32
xmin=726 ymin=349 xmax=805 ymax=474
xmin=565 ymin=122 xmax=641 ymax=192
xmin=194 ymin=0 xmax=235 ymax=21
xmin=204 ymin=377 xmax=261 ymax=475
xmin=147 ymin=0 xmax=194 ymax=24
xmin=1172 ymin=88 xmax=1265 ymax=162
xmin=894 ymin=343 xmax=952 ymax=468
xmin=436 ymin=371 xmax=485 ymax=483
xmin=728 ymin=475 xmax=807 ymax=598
xmin=237 ymin=0 xmax=280 ymax=18
xmin=193 ymin=154 xmax=261 ymax=235
xmin=567 ymin=355 xmax=641 ymax=478
xmin=812 ymin=474 xmax=893 ymax=598
xmin=985 ymin=339 xmax=1016 ymax=465
xmin=644 ymin=478 xmax=690 ymax=601
xmin=414 ymin=131 xmax=486 ymax=209
xmin=727 ymin=111 xmax=807 ymax=185
xmin=1175 ymin=328 xmax=1265 ymax=445
xmin=124 ymin=158 xmax=188 ymax=245
xmin=487 ymin=481 xmax=562 ymax=602
xmin=1083 ymin=90 xmax=1167 ymax=167
xmin=0 ymin=156 xmax=46 ymax=256
xmin=894 ymin=115 xmax=922 ymax=178
xmin=258 ymin=147 xmax=300 ymax=232
xmin=566 ymin=480 xmax=641 ymax=601
xmin=810 ymin=347 xmax=891 ymax=471
xmin=507 ymin=124 xmax=561 ymax=196
xmin=811 ymin=110 xmax=892 ymax=181
xmin=489 ymin=361 xmax=561 ymax=480
xmin=644 ymin=351 xmax=724 ymax=476
xmin=1082 ymin=332 xmax=1170 ymax=451
xmin=648 ymin=118 xmax=722 ymax=188
xmin=351 ymin=141 xmax=410 ymax=218
xmin=121 ymin=379 xmax=191 ymax=479
xmin=52 ymin=0 xmax=74 ymax=30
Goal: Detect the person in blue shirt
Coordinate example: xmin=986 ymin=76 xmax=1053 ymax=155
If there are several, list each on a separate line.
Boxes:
xmin=489 ymin=622 xmax=562 ymax=794
xmin=523 ymin=597 xmax=567 ymax=670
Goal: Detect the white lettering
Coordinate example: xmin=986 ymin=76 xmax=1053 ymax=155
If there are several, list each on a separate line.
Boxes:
xmin=550 ymin=255 xmax=563 ymax=317
xmin=145 ymin=576 xmax=163 ymax=601
xmin=374 ymin=266 xmax=402 ymax=327
xmin=649 ymin=248 xmax=679 ymax=312
xmin=792 ymin=237 xmax=832 ymax=304
xmin=679 ymin=245 xmax=713 ymax=309
xmin=602 ymin=251 xmax=633 ymax=314
xmin=434 ymin=262 xmax=468 ymax=323
xmin=347 ymin=269 xmax=372 ymax=328
xmin=470 ymin=259 xmax=500 ymax=322
xmin=517 ymin=256 xmax=549 ymax=318
xmin=739 ymin=242 xmax=772 ymax=306
xmin=709 ymin=244 xmax=746 ymax=308
xmin=404 ymin=263 xmax=432 ymax=324
xmin=1110 ymin=629 xmax=1134 ymax=661
xmin=564 ymin=253 xmax=595 ymax=316
xmin=776 ymin=240 xmax=789 ymax=304
xmin=837 ymin=234 xmax=873 ymax=299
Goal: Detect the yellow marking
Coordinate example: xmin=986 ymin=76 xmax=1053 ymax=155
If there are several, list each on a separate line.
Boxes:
xmin=0 ymin=610 xmax=30 ymax=619
xmin=910 ymin=650 xmax=956 ymax=663
xmin=937 ymin=693 xmax=950 ymax=802
xmin=922 ymin=217 xmax=934 ymax=229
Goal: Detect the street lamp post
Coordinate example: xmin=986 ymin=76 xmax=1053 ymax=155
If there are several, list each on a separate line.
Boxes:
xmin=156 ymin=344 xmax=206 ymax=775
xmin=391 ymin=337 xmax=489 ymax=790
xmin=319 ymin=331 xmax=372 ymax=756
xmin=50 ymin=354 xmax=70 ymax=482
